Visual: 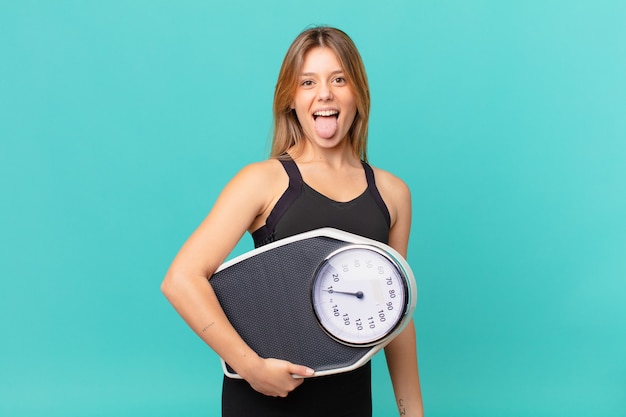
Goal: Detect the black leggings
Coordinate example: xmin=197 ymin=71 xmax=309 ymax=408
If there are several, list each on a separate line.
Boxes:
xmin=222 ymin=362 xmax=372 ymax=417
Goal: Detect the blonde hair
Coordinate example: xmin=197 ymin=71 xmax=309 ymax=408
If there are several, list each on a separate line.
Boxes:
xmin=270 ymin=27 xmax=370 ymax=161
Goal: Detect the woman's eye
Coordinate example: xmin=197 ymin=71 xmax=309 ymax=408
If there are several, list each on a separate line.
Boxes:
xmin=301 ymin=80 xmax=314 ymax=87
xmin=333 ymin=77 xmax=346 ymax=85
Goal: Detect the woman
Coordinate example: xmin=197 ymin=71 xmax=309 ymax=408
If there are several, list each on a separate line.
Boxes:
xmin=162 ymin=26 xmax=424 ymax=417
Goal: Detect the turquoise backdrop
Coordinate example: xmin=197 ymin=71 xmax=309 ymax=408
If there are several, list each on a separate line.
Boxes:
xmin=1 ymin=1 xmax=625 ymax=416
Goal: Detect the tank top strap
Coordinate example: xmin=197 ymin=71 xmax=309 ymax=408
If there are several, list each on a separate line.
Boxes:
xmin=280 ymin=157 xmax=303 ymax=185
xmin=362 ymin=161 xmax=391 ymax=228
xmin=251 ymin=157 xmax=303 ymax=247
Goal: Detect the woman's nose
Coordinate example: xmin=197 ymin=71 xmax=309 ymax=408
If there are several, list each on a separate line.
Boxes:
xmin=317 ymin=83 xmax=333 ymax=100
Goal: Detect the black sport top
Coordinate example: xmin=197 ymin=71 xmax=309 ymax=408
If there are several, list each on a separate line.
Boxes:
xmin=221 ymin=157 xmax=392 ymax=417
xmin=251 ymin=157 xmax=391 ymax=247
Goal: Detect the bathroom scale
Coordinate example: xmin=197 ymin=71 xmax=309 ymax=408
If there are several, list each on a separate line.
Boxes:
xmin=209 ymin=227 xmax=417 ymax=378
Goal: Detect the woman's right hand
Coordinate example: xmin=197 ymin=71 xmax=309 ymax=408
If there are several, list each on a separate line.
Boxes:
xmin=241 ymin=357 xmax=315 ymax=397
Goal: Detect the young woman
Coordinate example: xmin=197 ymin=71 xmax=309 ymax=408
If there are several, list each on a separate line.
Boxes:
xmin=162 ymin=26 xmax=424 ymax=417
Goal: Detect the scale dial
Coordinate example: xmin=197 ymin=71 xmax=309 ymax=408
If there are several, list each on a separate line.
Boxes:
xmin=311 ymin=244 xmax=409 ymax=347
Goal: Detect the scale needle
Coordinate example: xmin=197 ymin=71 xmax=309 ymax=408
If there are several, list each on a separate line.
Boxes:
xmin=323 ymin=289 xmax=364 ymax=299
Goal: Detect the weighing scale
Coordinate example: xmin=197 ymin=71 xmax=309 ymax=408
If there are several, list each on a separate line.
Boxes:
xmin=209 ymin=228 xmax=417 ymax=378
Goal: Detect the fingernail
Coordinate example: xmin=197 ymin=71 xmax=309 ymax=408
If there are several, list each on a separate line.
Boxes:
xmin=305 ymin=368 xmax=315 ymax=375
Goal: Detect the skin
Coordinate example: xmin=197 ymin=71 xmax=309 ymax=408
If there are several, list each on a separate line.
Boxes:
xmin=161 ymin=46 xmax=424 ymax=416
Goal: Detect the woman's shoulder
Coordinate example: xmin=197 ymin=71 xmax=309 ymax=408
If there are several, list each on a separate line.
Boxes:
xmin=226 ymin=159 xmax=289 ymax=205
xmin=369 ymin=165 xmax=412 ymax=242
xmin=370 ymin=165 xmax=410 ymax=197
xmin=233 ymin=158 xmax=286 ymax=185
xmin=227 ymin=159 xmax=289 ymax=232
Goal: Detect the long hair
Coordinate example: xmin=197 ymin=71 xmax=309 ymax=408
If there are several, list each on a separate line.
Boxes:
xmin=271 ymin=27 xmax=370 ymax=161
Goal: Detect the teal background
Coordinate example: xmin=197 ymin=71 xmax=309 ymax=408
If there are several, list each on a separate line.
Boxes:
xmin=1 ymin=1 xmax=625 ymax=416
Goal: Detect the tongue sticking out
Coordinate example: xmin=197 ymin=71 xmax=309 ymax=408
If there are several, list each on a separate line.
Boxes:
xmin=314 ymin=116 xmax=338 ymax=139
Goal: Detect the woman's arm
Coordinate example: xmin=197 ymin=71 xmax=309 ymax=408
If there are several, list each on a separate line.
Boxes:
xmin=377 ymin=169 xmax=425 ymax=417
xmin=161 ymin=161 xmax=313 ymax=397
xmin=385 ymin=322 xmax=423 ymax=416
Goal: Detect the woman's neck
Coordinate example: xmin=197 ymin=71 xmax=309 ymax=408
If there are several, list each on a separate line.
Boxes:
xmin=289 ymin=140 xmax=359 ymax=168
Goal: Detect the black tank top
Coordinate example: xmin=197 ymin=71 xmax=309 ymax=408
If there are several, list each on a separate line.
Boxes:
xmin=221 ymin=158 xmax=391 ymax=417
xmin=252 ymin=157 xmax=391 ymax=247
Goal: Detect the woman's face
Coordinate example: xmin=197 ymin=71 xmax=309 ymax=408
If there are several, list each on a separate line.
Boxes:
xmin=291 ymin=47 xmax=357 ymax=151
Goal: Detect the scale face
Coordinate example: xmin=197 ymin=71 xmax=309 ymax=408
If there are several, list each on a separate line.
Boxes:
xmin=311 ymin=245 xmax=409 ymax=347
xmin=209 ymin=228 xmax=417 ymax=378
